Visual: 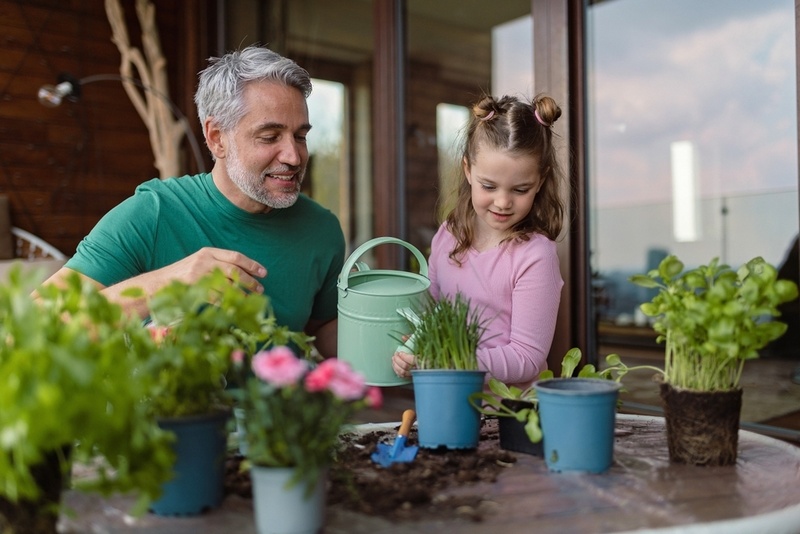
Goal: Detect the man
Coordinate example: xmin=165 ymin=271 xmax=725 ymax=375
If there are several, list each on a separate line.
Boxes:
xmin=40 ymin=46 xmax=344 ymax=358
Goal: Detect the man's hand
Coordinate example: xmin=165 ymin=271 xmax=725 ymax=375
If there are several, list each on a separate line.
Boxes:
xmin=39 ymin=247 xmax=267 ymax=319
xmin=150 ymin=247 xmax=266 ymax=293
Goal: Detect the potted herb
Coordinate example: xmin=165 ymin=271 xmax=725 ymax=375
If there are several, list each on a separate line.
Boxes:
xmin=470 ymin=378 xmax=543 ymax=455
xmin=630 ymin=254 xmax=798 ymax=466
xmin=0 ymin=267 xmax=174 ymax=534
xmin=130 ymin=269 xmax=303 ymax=516
xmin=400 ymin=292 xmax=489 ymax=449
xmin=470 ymin=348 xmax=632 ymax=459
xmin=231 ymin=346 xmax=382 ymax=534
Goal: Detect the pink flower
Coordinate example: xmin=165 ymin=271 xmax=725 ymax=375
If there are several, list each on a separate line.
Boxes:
xmin=365 ymin=386 xmax=383 ymax=409
xmin=231 ymin=349 xmax=245 ymax=365
xmin=148 ymin=325 xmax=170 ymax=344
xmin=305 ymin=359 xmax=366 ymax=401
xmin=251 ymin=346 xmax=307 ymax=386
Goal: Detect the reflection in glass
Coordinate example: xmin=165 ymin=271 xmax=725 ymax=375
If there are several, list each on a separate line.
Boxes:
xmin=436 ymin=103 xmax=469 ymax=220
xmin=587 ymin=0 xmax=799 ymax=426
xmin=307 ymin=79 xmax=347 ymax=235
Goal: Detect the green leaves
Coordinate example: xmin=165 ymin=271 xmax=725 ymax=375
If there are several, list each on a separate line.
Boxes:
xmin=0 ymin=266 xmax=174 ymax=507
xmin=629 ymin=255 xmax=799 ymax=391
xmin=404 ymin=292 xmax=487 ymax=371
xmin=139 ymin=269 xmax=312 ymax=418
xmin=468 ymin=348 xmax=646 ymax=445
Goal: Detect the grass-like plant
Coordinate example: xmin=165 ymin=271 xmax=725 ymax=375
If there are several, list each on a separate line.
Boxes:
xmin=629 ymin=255 xmax=798 ymax=391
xmin=402 ymin=292 xmax=487 ymax=370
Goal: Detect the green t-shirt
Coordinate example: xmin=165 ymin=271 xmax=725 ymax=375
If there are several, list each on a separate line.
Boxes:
xmin=66 ymin=173 xmax=345 ymax=332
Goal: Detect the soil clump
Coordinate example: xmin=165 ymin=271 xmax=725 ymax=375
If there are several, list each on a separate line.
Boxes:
xmin=225 ymin=418 xmax=516 ymax=523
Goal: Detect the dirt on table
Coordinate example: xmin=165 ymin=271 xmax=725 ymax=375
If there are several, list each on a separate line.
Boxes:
xmin=224 ymin=418 xmax=517 ymax=523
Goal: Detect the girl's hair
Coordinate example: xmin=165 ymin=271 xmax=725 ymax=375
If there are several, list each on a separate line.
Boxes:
xmin=194 ymin=45 xmax=312 ymax=135
xmin=444 ymin=94 xmax=565 ymax=264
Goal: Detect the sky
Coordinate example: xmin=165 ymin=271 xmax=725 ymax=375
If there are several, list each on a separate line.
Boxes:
xmin=589 ymin=0 xmax=797 ymax=207
xmin=587 ymin=0 xmax=799 ymax=274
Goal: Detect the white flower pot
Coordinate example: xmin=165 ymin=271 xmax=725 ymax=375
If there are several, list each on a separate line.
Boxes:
xmin=251 ymin=465 xmax=326 ymax=534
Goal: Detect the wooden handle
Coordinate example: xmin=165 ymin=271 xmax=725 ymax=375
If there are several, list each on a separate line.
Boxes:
xmin=398 ymin=409 xmax=416 ymax=437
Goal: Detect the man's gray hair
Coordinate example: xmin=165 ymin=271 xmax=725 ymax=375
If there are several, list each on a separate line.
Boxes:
xmin=194 ymin=46 xmax=312 ymax=133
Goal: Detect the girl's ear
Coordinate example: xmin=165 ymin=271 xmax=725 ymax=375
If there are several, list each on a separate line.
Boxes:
xmin=462 ymin=157 xmax=472 ymax=184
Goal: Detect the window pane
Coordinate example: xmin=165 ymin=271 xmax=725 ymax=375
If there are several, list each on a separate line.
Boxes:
xmin=406 ymin=0 xmax=532 ymax=249
xmin=306 ymin=79 xmax=347 ymax=230
xmin=587 ymin=0 xmax=799 ymax=424
xmin=225 ymin=0 xmax=373 ymax=251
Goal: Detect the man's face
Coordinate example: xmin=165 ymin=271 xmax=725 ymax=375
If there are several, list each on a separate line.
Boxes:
xmin=223 ymin=81 xmax=311 ymax=210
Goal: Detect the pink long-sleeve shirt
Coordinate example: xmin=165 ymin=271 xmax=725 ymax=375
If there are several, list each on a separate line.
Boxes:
xmin=428 ymin=223 xmax=563 ymax=390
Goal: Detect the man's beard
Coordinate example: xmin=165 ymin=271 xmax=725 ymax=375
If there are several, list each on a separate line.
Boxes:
xmin=226 ymin=141 xmax=304 ymax=209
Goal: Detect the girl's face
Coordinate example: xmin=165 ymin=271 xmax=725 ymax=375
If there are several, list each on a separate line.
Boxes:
xmin=464 ymin=147 xmax=541 ymax=245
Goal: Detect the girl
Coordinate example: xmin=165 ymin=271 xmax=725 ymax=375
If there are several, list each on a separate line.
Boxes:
xmin=392 ymin=94 xmax=565 ymax=390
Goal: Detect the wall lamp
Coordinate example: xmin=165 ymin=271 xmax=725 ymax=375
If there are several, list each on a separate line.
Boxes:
xmin=37 ymin=73 xmax=206 ymax=174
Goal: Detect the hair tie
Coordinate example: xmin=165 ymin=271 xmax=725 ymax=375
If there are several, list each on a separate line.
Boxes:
xmin=480 ymin=110 xmax=495 ymax=122
xmin=534 ymin=109 xmax=551 ymax=128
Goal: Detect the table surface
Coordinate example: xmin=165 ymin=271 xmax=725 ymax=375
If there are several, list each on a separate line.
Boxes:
xmin=59 ymin=414 xmax=800 ymax=534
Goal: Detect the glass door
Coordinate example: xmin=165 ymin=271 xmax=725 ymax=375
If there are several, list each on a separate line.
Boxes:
xmin=586 ymin=0 xmax=800 ymax=427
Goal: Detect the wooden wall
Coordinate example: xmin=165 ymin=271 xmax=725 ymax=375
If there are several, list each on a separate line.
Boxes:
xmin=0 ymin=0 xmax=214 ymax=256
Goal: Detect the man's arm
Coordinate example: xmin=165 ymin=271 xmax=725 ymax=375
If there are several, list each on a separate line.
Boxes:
xmin=306 ymin=317 xmax=337 ymax=359
xmin=38 ymin=248 xmax=268 ymax=318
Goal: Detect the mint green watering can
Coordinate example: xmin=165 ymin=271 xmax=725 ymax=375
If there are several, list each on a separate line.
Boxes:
xmin=337 ymin=237 xmax=430 ymax=386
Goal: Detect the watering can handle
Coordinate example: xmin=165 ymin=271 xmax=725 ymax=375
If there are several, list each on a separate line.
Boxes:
xmin=338 ymin=237 xmax=429 ymax=291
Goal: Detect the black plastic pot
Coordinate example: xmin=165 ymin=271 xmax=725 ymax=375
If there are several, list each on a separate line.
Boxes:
xmin=497 ymin=399 xmax=543 ymax=456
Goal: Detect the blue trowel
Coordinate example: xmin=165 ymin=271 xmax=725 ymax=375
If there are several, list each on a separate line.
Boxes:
xmin=371 ymin=409 xmax=419 ymax=468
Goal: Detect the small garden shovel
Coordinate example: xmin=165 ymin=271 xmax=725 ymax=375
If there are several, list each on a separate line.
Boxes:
xmin=371 ymin=409 xmax=419 ymax=467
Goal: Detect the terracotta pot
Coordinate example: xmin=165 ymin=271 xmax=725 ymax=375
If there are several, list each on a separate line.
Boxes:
xmin=660 ymin=383 xmax=743 ymax=466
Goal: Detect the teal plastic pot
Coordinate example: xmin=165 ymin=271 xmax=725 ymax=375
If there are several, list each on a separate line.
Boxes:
xmin=412 ymin=369 xmax=486 ymax=449
xmin=150 ymin=409 xmax=231 ymax=516
xmin=337 ymin=237 xmax=430 ymax=387
xmin=532 ymin=378 xmax=622 ymax=473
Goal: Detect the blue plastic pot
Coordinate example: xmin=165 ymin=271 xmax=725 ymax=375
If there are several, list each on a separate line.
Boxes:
xmin=412 ymin=369 xmax=486 ymax=449
xmin=150 ymin=409 xmax=231 ymax=516
xmin=532 ymin=378 xmax=621 ymax=473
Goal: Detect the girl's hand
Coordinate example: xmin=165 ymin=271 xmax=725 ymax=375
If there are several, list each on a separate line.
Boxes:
xmin=392 ymin=350 xmax=417 ymax=379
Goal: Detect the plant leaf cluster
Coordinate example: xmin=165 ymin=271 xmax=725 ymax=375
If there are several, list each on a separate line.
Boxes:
xmin=0 ymin=266 xmax=174 ymax=513
xmin=469 ymin=348 xmax=649 ymax=445
xmin=128 ymin=269 xmax=313 ymax=418
xmin=402 ymin=292 xmax=487 ymax=370
xmin=629 ymin=255 xmax=798 ymax=391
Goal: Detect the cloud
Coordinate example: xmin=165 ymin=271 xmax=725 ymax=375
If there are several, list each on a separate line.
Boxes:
xmin=590 ymin=4 xmax=795 ymax=207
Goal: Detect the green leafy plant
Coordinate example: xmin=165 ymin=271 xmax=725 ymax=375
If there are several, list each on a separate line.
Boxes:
xmin=469 ymin=347 xmax=637 ymax=444
xmin=0 ymin=266 xmax=174 ymax=516
xmin=129 ymin=269 xmax=313 ymax=418
xmin=629 ymin=255 xmax=798 ymax=391
xmin=400 ymin=292 xmax=488 ymax=370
